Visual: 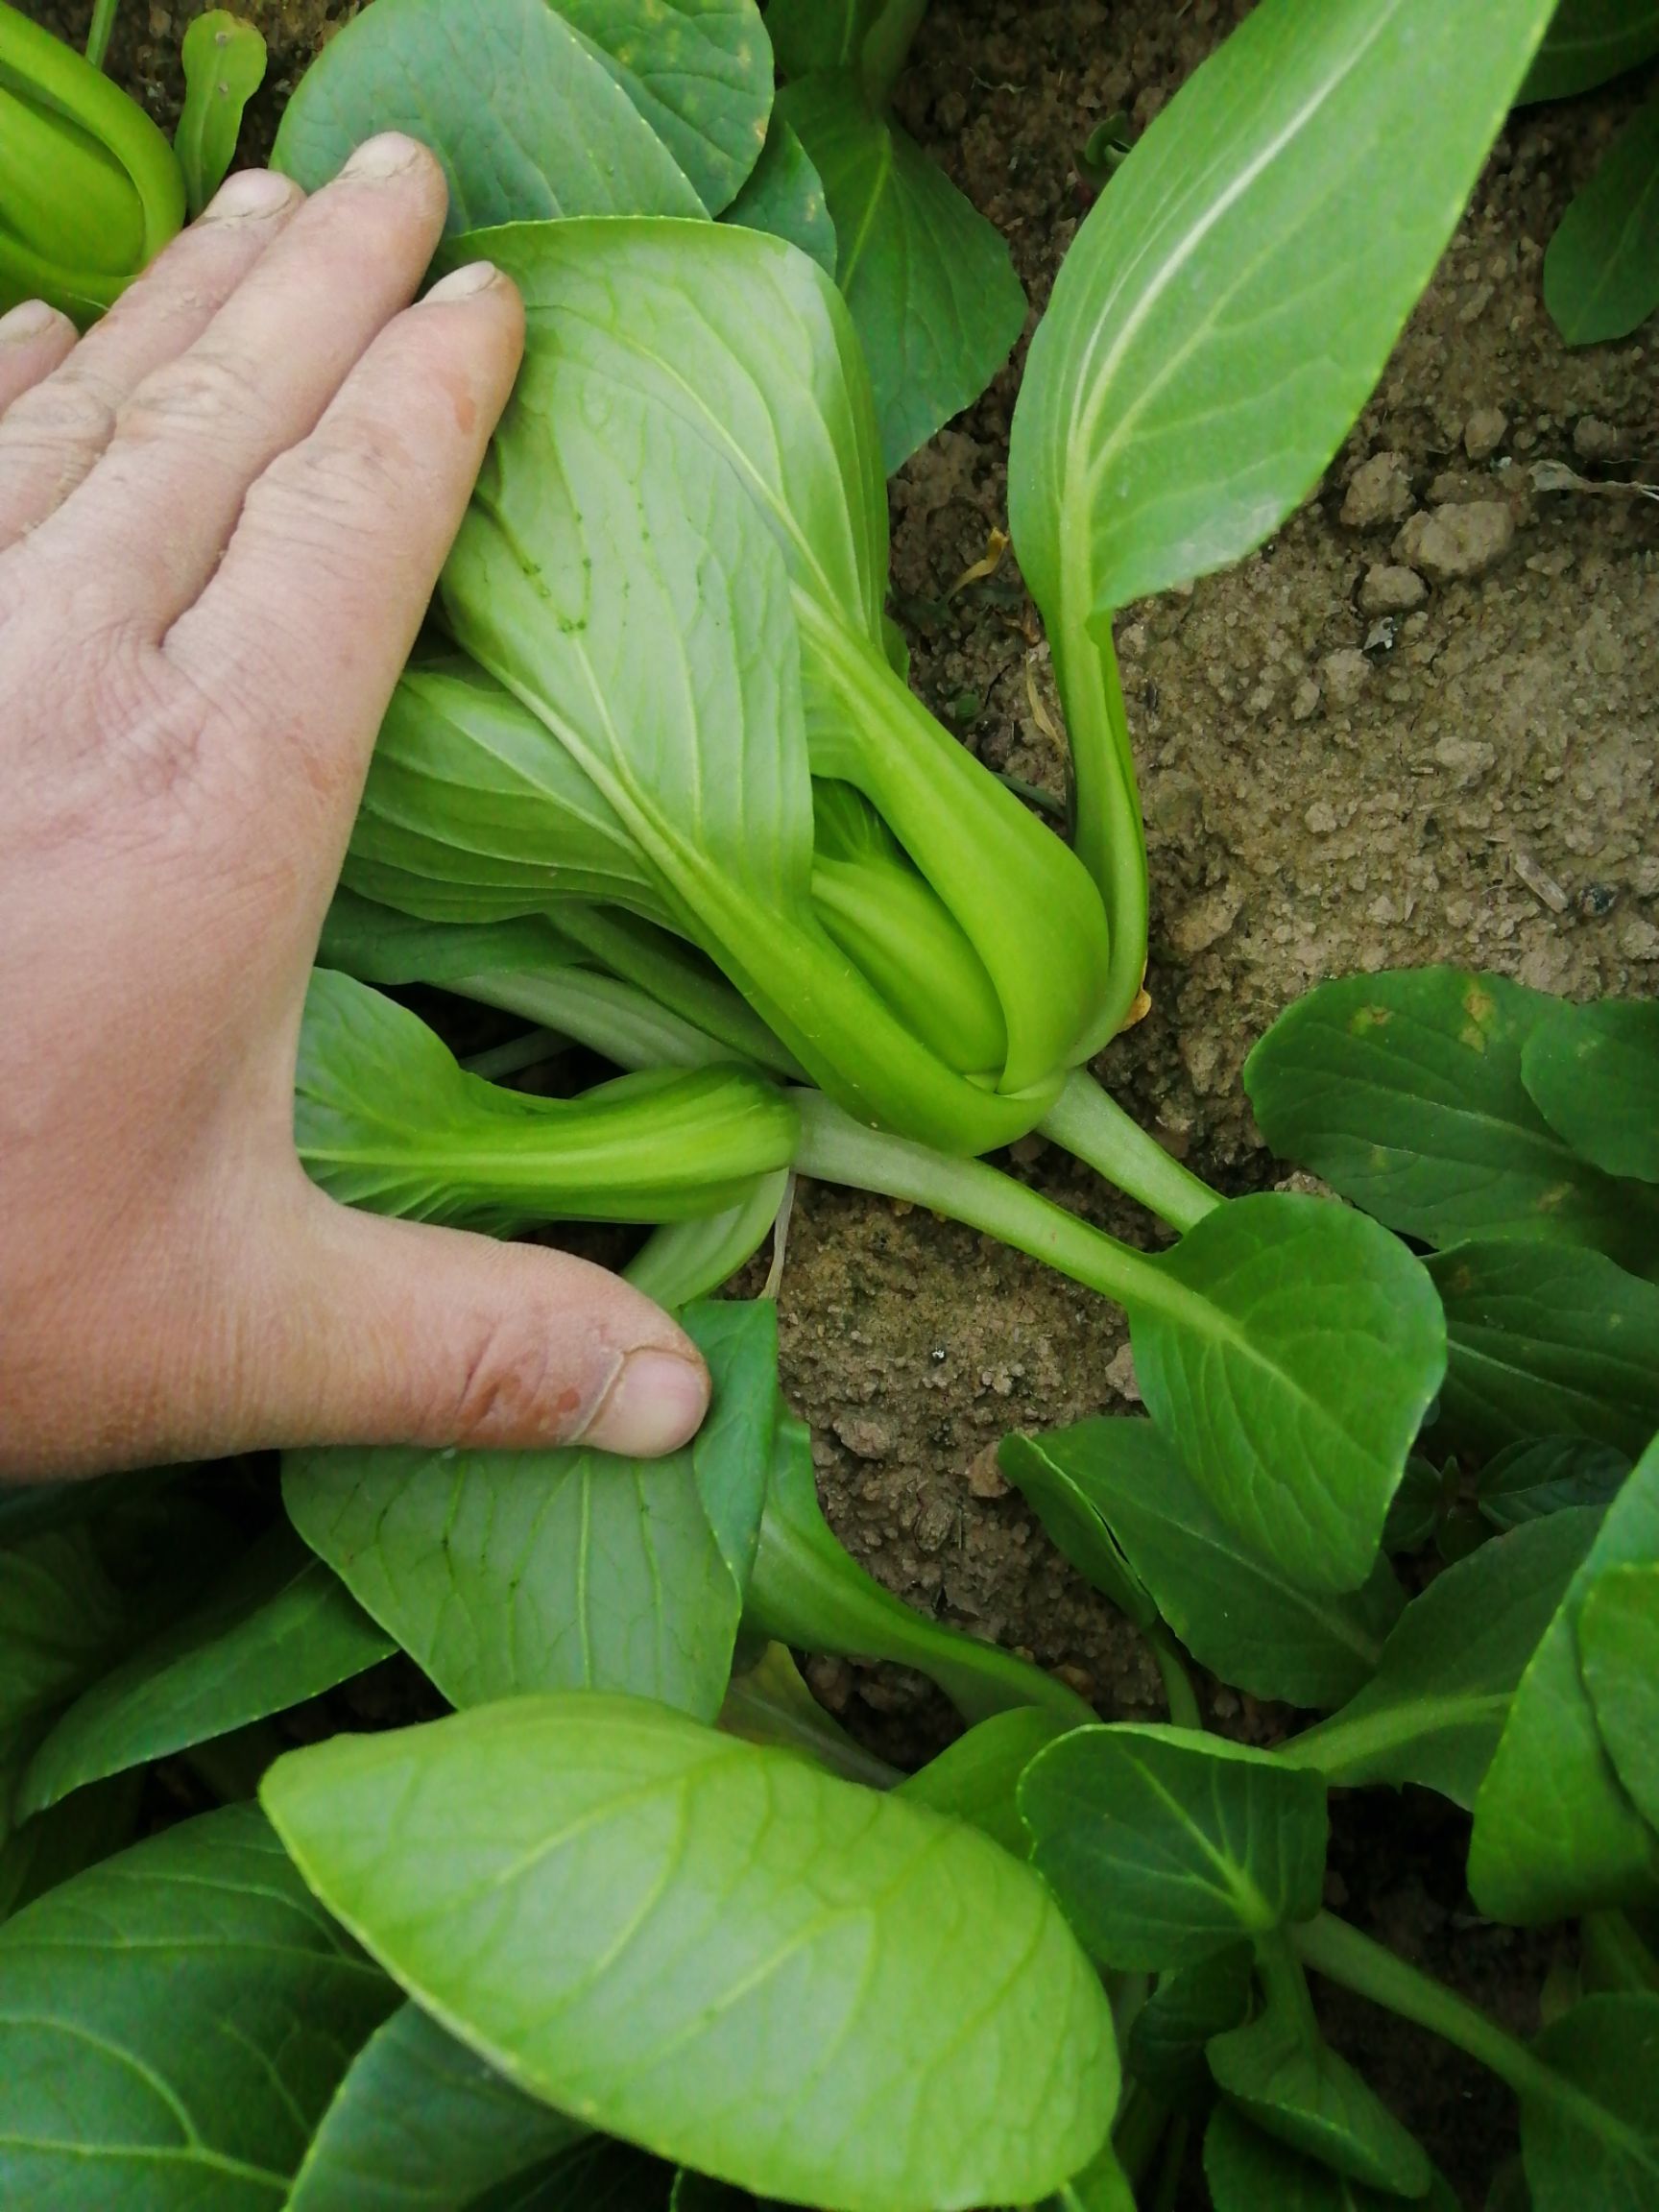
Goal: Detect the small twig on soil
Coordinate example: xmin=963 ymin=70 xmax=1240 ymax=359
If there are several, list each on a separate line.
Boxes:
xmin=1531 ymin=459 xmax=1659 ymax=502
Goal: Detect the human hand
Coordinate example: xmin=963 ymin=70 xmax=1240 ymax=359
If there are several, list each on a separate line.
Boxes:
xmin=0 ymin=136 xmax=709 ymax=1481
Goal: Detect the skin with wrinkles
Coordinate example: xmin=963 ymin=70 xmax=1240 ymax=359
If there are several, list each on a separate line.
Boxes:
xmin=0 ymin=135 xmax=709 ymax=1481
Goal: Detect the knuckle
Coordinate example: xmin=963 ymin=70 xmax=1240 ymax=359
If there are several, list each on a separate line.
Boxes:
xmin=115 ymin=347 xmax=268 ymax=448
xmin=0 ymin=372 xmax=117 ymax=482
xmin=242 ymin=415 xmax=421 ymax=553
xmin=446 ymin=1308 xmax=594 ymax=1448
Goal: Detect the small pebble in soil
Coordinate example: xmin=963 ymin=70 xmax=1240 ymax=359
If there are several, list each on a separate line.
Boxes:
xmin=1360 ymin=563 xmax=1429 ymax=615
xmin=1463 ymin=406 xmax=1509 ymax=462
xmin=1632 ymin=857 xmax=1659 ymax=900
xmin=1579 ymin=882 xmax=1620 ymax=919
xmin=1340 ymin=449 xmax=1415 ymax=530
xmin=1574 ymin=415 xmax=1630 ymax=463
xmin=1621 ymin=919 xmax=1659 ymax=962
xmin=1511 ymin=850 xmax=1569 ymax=913
xmin=1393 ymin=500 xmax=1515 ymax=583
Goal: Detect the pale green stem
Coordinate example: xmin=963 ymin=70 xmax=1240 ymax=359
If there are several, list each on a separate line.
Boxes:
xmin=461 ymin=1028 xmax=565 ymax=1082
xmin=1052 ymin=609 xmax=1148 ymax=1052
xmin=791 ymin=1091 xmax=1210 ymax=1335
xmin=1147 ymin=1624 xmax=1202 ymax=1729
xmin=1292 ymin=1909 xmax=1655 ymax=2164
xmin=1041 ymin=1068 xmax=1222 ymax=1235
xmin=85 ymin=0 xmax=120 ymax=69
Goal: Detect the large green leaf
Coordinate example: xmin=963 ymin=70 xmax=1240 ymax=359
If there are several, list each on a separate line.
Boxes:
xmin=0 ymin=1804 xmax=397 ymax=2210
xmin=1135 ymin=1194 xmax=1446 ymax=1593
xmin=1208 ymin=2003 xmax=1432 ymax=2198
xmin=286 ymin=1303 xmax=777 ymax=1723
xmin=274 ymin=0 xmax=771 ymax=224
xmin=0 ymin=1774 xmax=141 ymax=1926
xmin=764 ymin=0 xmax=883 ymax=78
xmin=1471 ymin=1434 xmax=1659 ymax=1922
xmin=1004 ymin=1419 xmax=1404 ymax=1707
xmin=722 ymin=115 xmax=835 ymax=273
xmin=996 ymin=1424 xmax=1159 ymax=1630
xmin=1007 ymin=0 xmax=1554 ymax=1017
xmin=1579 ymin=1563 xmax=1659 ymax=1834
xmin=1479 ymin=1436 xmax=1632 ymax=1530
xmin=17 ymin=1524 xmax=391 ymax=1818
xmin=1523 ymin=996 xmax=1659 ymax=1186
xmin=1522 ymin=1995 xmax=1659 ymax=2210
xmin=1282 ymin=1509 xmax=1601 ymax=1809
xmin=1431 ymin=1240 xmax=1659 ymax=1456
xmin=777 ymin=72 xmax=1025 ymax=471
xmin=1010 ymin=0 xmax=1554 ymax=617
xmin=1205 ymin=2104 xmax=1455 ymax=2212
xmin=263 ymin=1695 xmax=1118 ymax=2212
xmin=1019 ymin=1724 xmax=1328 ymax=1971
xmin=289 ymin=2000 xmax=587 ymax=2212
xmin=1545 ymin=92 xmax=1659 ymax=347
xmin=1245 ymin=969 xmax=1659 ymax=1274
xmin=1126 ymin=1945 xmax=1254 ymax=2114
xmin=1519 ymin=0 xmax=1659 ymax=102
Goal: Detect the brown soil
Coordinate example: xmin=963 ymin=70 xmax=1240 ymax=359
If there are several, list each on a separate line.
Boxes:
xmin=20 ymin=1 xmax=1658 ymax=2200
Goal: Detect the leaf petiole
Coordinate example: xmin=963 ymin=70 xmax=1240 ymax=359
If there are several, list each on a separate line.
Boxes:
xmin=84 ymin=0 xmax=119 ymax=70
xmin=1040 ymin=1068 xmax=1222 ymax=1235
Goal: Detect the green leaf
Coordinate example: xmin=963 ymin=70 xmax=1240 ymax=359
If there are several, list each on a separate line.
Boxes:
xmin=1523 ymin=996 xmax=1659 ymax=1186
xmin=288 ymin=2000 xmax=587 ymax=2212
xmin=1205 ymin=2103 xmax=1455 ymax=2212
xmin=1049 ymin=2140 xmax=1138 ymax=2212
xmin=1125 ymin=1944 xmax=1253 ymax=2113
xmin=1019 ymin=1724 xmax=1328 ymax=1971
xmin=997 ymin=1424 xmax=1159 ymax=1630
xmin=1471 ymin=1433 xmax=1659 ymax=1922
xmin=1004 ymin=1418 xmax=1405 ymax=1708
xmin=1136 ymin=1193 xmax=1447 ymax=1594
xmin=286 ymin=1304 xmax=776 ymax=1723
xmin=1244 ymin=969 xmax=1659 ymax=1274
xmin=1010 ymin=0 xmax=1554 ymax=617
xmin=896 ymin=1707 xmax=1076 ymax=1857
xmin=722 ymin=115 xmax=835 ymax=272
xmin=745 ymin=1413 xmax=1096 ymax=1726
xmin=0 ymin=1803 xmax=397 ymax=2210
xmin=1519 ymin=0 xmax=1659 ymax=102
xmin=1383 ymin=1454 xmax=1451 ymax=1553
xmin=176 ymin=10 xmax=266 ymax=217
xmin=296 ymin=968 xmax=799 ymax=1231
xmin=764 ymin=0 xmax=882 ymax=78
xmin=0 ymin=1773 xmax=141 ymax=1925
xmin=715 ymin=1642 xmax=902 ymax=1789
xmin=1479 ymin=1436 xmax=1631 ymax=1530
xmin=1208 ymin=2003 xmax=1433 ymax=2198
xmin=0 ymin=1527 xmax=129 ymax=1846
xmin=489 ymin=2143 xmax=673 ymax=2212
xmin=274 ymin=0 xmax=771 ymax=225
xmin=1579 ymin=1563 xmax=1659 ymax=1834
xmin=1522 ymin=1994 xmax=1659 ymax=2210
xmin=776 ymin=72 xmax=1025 ymax=471
xmin=15 ymin=1525 xmax=391 ymax=1819
xmin=1430 ymin=1240 xmax=1659 ymax=1457
xmin=1282 ymin=1509 xmax=1602 ymax=1809
xmin=1545 ymin=89 xmax=1659 ymax=347
xmin=262 ymin=1695 xmax=1118 ymax=2212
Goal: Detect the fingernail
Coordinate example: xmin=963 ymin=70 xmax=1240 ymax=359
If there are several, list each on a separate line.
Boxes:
xmin=425 ymin=260 xmax=502 ymax=303
xmin=202 ymin=167 xmax=299 ymax=221
xmin=580 ymin=1350 xmax=709 ymax=1457
xmin=343 ymin=132 xmax=428 ymax=181
xmin=0 ymin=298 xmax=65 ymax=344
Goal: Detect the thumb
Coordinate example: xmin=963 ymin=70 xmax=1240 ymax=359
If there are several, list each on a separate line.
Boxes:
xmin=259 ymin=1193 xmax=710 ymax=1457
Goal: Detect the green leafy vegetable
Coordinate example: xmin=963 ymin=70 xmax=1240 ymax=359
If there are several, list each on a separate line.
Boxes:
xmin=1544 ymin=88 xmax=1659 ymax=347
xmin=1204 ymin=2104 xmax=1454 ymax=2211
xmin=1521 ymin=1994 xmax=1659 ymax=2209
xmin=0 ymin=1526 xmax=129 ymax=1847
xmin=0 ymin=1804 xmax=397 ymax=2209
xmin=1579 ymin=1563 xmax=1659 ymax=1833
xmin=296 ymin=968 xmax=799 ymax=1230
xmin=286 ymin=1303 xmax=778 ymax=1723
xmin=176 ymin=10 xmax=266 ymax=218
xmin=1127 ymin=1946 xmax=1254 ymax=2114
xmin=1523 ymin=996 xmax=1659 ymax=1184
xmin=895 ymin=1706 xmax=1075 ymax=1856
xmin=1282 ymin=1508 xmax=1602 ymax=1808
xmin=1430 ymin=1239 xmax=1659 ymax=1455
xmin=1004 ymin=1418 xmax=1406 ymax=1707
xmin=263 ymin=1695 xmax=1119 ymax=2212
xmin=776 ymin=72 xmax=1026 ymax=471
xmin=16 ymin=1524 xmax=391 ymax=1817
xmin=1479 ymin=1435 xmax=1631 ymax=1529
xmin=1245 ymin=967 xmax=1659 ymax=1275
xmin=0 ymin=0 xmax=184 ymax=321
xmin=1019 ymin=1724 xmax=1329 ymax=1970
xmin=1207 ymin=1999 xmax=1432 ymax=2198
xmin=721 ymin=114 xmax=835 ymax=272
xmin=273 ymin=0 xmax=770 ymax=226
xmin=1470 ymin=1432 xmax=1659 ymax=1923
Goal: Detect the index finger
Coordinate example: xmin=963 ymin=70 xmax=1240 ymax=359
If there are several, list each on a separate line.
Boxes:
xmin=161 ymin=257 xmax=523 ymax=845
